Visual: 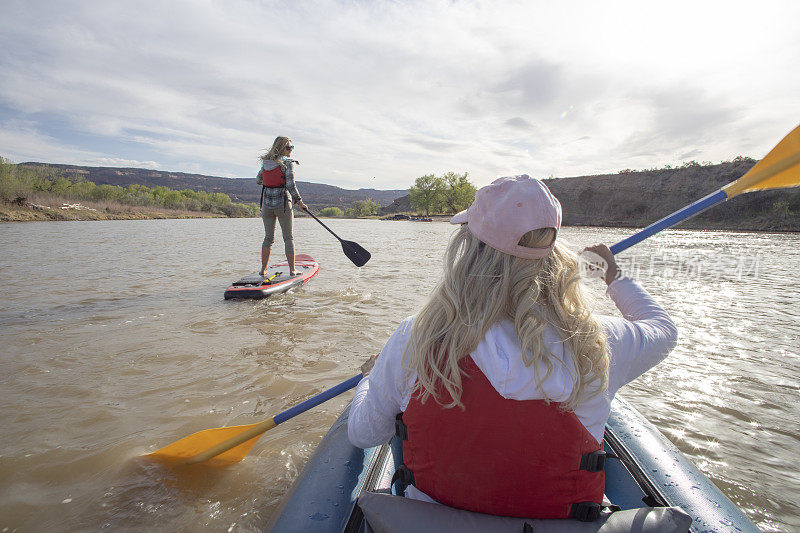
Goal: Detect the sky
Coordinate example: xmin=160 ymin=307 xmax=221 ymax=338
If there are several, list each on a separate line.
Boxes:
xmin=1 ymin=0 xmax=799 ymax=190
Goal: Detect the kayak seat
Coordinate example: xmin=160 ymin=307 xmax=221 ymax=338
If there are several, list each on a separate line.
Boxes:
xmin=357 ymin=491 xmax=691 ymax=533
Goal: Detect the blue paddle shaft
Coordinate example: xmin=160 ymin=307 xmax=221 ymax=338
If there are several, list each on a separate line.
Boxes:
xmin=273 ymin=374 xmax=363 ymax=425
xmin=610 ymin=189 xmax=728 ymax=255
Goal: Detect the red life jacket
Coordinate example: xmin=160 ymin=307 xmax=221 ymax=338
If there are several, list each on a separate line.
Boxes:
xmin=260 ymin=165 xmax=285 ymax=187
xmin=397 ymin=356 xmax=605 ymax=520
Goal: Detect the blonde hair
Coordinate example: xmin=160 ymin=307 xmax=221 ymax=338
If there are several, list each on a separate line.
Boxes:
xmin=261 ymin=136 xmax=293 ymax=169
xmin=403 ymin=225 xmax=608 ymax=411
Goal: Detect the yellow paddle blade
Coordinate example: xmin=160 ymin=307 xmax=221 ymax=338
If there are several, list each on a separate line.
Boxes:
xmin=724 ymin=124 xmax=800 ymax=197
xmin=147 ymin=418 xmax=276 ymax=466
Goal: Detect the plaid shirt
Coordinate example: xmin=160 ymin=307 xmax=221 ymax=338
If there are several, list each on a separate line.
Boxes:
xmin=260 ymin=158 xmax=302 ymax=209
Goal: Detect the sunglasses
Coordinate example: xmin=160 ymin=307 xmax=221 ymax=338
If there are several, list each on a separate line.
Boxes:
xmin=285 ymin=145 xmax=294 ymax=150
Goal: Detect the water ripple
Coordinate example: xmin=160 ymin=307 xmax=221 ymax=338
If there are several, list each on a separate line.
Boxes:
xmin=0 ymin=220 xmax=798 ymax=531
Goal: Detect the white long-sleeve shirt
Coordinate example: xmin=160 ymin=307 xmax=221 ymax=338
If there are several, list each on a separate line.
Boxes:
xmin=348 ymin=277 xmax=678 ymax=449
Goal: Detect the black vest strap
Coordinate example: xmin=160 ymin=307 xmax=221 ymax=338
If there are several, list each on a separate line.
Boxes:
xmin=580 ymin=450 xmax=618 ymax=472
xmin=392 ymin=413 xmax=415 ymax=488
xmin=394 ymin=413 xmax=408 ymax=440
xmin=391 ymin=464 xmax=416 ymax=487
xmin=569 ymin=501 xmax=622 ymax=522
xmin=570 ymin=502 xmax=602 ymax=522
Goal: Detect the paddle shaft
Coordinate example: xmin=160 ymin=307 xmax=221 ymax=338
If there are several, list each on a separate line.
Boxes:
xmin=301 ymin=206 xmax=371 ymax=266
xmin=302 ymin=207 xmax=345 ymax=243
xmin=610 ymin=190 xmax=727 ymax=255
xmin=275 ymin=374 xmax=363 ymax=424
xmin=185 ymin=374 xmax=363 ymax=464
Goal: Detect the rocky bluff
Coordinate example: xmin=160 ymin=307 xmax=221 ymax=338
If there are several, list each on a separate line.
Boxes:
xmin=383 ymin=159 xmax=799 ymax=231
xmin=544 ymin=159 xmax=799 ymax=231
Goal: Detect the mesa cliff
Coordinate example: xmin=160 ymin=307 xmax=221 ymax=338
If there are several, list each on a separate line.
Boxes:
xmin=544 ymin=159 xmax=798 ymax=230
xmin=383 ymin=159 xmax=799 ymax=231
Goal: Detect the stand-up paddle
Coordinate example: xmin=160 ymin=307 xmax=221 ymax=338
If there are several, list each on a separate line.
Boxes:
xmin=147 ymin=374 xmax=363 ymax=465
xmin=611 ymin=124 xmax=800 ymax=254
xmin=302 ymin=207 xmax=371 ymax=267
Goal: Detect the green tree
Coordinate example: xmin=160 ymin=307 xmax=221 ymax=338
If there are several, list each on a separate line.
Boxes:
xmin=0 ymin=158 xmax=25 ymax=201
xmin=92 ymin=184 xmax=125 ymax=202
xmin=441 ymin=171 xmax=477 ymax=214
xmin=409 ymin=174 xmax=445 ymax=216
xmin=210 ymin=192 xmax=232 ymax=206
xmin=69 ymin=179 xmax=96 ymax=200
xmin=161 ymin=189 xmax=184 ymax=209
xmin=49 ymin=176 xmax=72 ymax=196
xmin=319 ymin=206 xmax=344 ymax=217
xmin=348 ymin=199 xmax=380 ymax=217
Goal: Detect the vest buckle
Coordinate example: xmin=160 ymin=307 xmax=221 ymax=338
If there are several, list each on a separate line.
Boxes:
xmin=580 ymin=450 xmax=607 ymax=472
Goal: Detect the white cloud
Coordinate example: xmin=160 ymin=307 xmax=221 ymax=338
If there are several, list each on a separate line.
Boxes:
xmin=1 ymin=0 xmax=799 ymax=189
xmin=88 ymin=157 xmax=162 ymax=169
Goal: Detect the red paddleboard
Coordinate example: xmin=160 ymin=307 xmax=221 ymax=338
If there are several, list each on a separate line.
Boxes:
xmin=224 ymin=254 xmax=319 ymax=300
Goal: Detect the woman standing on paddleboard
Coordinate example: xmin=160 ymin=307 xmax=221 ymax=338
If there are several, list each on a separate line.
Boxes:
xmin=259 ymin=136 xmax=307 ymax=276
xmin=348 ymin=175 xmax=678 ymax=520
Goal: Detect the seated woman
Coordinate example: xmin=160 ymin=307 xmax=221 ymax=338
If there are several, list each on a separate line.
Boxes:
xmin=347 ymin=175 xmax=678 ymax=519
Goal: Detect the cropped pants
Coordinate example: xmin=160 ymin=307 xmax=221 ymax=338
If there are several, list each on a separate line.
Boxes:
xmin=261 ymin=204 xmax=294 ymax=256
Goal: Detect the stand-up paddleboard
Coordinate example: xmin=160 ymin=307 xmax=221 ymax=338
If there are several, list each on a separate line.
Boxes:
xmin=224 ymin=254 xmax=319 ymax=300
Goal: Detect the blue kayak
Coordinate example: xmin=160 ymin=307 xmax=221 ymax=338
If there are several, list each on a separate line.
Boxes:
xmin=269 ymin=395 xmax=758 ymax=532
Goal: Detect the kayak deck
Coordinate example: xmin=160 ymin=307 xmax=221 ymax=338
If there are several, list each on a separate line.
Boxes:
xmin=268 ymin=395 xmax=758 ymax=532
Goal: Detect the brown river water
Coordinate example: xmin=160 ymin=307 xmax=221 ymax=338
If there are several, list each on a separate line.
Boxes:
xmin=0 ymin=218 xmax=798 ymax=532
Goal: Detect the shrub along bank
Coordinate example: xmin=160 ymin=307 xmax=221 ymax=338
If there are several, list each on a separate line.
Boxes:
xmin=0 ymin=159 xmax=260 ymax=221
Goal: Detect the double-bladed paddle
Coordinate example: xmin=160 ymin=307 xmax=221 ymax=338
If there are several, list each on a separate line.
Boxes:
xmin=149 ymin=126 xmax=800 ymax=467
xmin=301 ymin=207 xmax=371 ymax=267
xmin=147 ymin=374 xmax=363 ymax=465
xmin=611 ymin=123 xmax=800 ymax=254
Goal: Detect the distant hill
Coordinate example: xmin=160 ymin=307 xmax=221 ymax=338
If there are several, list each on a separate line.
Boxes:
xmin=17 ymin=160 xmax=800 ymax=230
xmin=20 ymin=163 xmax=407 ymax=211
xmin=381 ymin=159 xmax=800 ymax=231
xmin=543 ymin=159 xmax=799 ymax=231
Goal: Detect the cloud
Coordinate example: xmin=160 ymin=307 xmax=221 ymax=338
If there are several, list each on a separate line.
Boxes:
xmin=615 ymin=86 xmax=738 ymax=162
xmin=505 ymin=117 xmax=535 ymax=130
xmin=1 ymin=0 xmax=799 ymax=188
xmin=491 ymin=60 xmax=562 ymax=111
xmin=89 ymin=158 xmax=162 ymax=168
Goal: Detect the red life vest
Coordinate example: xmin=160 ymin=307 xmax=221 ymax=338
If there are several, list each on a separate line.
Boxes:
xmin=398 ymin=356 xmax=605 ymax=519
xmin=260 ymin=165 xmax=285 ymax=187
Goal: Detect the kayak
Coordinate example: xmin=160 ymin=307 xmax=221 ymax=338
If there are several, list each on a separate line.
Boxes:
xmin=223 ymin=254 xmax=319 ymax=300
xmin=268 ymin=395 xmax=758 ymax=532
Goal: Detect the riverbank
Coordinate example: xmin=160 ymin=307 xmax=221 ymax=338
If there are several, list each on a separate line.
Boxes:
xmin=0 ymin=199 xmax=226 ymax=222
xmin=379 ymin=213 xmax=800 ymax=232
xmin=5 ymin=204 xmax=799 ymax=233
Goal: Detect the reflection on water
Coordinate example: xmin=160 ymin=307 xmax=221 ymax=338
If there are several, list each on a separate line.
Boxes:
xmin=0 ymin=219 xmax=798 ymax=531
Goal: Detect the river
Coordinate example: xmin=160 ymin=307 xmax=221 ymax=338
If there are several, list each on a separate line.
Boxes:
xmin=0 ymin=218 xmax=798 ymax=531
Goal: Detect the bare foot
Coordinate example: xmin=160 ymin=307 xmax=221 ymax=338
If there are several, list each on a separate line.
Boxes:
xmin=290 ymin=269 xmax=301 ymax=275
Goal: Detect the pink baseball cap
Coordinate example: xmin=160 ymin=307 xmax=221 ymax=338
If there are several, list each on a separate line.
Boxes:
xmin=450 ymin=175 xmax=562 ymax=259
